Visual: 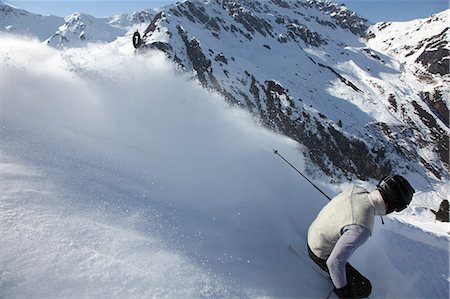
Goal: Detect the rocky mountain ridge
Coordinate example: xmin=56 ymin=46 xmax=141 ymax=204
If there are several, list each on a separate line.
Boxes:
xmin=44 ymin=12 xmax=127 ymax=48
xmin=366 ymin=11 xmax=449 ymax=128
xmin=137 ymin=0 xmax=449 ymax=182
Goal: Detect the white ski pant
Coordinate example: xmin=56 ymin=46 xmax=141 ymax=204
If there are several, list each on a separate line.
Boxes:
xmin=326 ymin=224 xmax=371 ymax=288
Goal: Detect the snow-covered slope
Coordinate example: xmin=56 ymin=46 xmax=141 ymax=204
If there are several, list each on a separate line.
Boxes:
xmin=366 ymin=10 xmax=449 ymax=132
xmin=133 ymin=0 xmax=448 ymax=188
xmin=1 ymin=33 xmax=449 ymax=299
xmin=0 ymin=1 xmax=63 ymax=40
xmin=366 ymin=10 xmax=449 ymax=76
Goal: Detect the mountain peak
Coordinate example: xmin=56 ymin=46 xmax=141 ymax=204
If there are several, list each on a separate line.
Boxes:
xmin=64 ymin=11 xmax=83 ymax=22
xmin=45 ymin=11 xmax=126 ymax=48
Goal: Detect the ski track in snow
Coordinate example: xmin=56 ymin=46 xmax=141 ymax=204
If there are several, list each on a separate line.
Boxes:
xmin=0 ymin=34 xmax=449 ymax=298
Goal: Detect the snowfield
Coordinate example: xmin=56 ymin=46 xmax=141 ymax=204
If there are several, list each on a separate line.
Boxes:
xmin=0 ymin=34 xmax=449 ymax=298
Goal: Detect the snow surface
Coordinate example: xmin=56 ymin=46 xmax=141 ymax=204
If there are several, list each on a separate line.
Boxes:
xmin=0 ymin=34 xmax=449 ymax=298
xmin=0 ymin=1 xmax=63 ymax=40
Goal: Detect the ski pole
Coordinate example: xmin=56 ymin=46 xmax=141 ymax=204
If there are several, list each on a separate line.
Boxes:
xmin=273 ymin=149 xmax=332 ymax=201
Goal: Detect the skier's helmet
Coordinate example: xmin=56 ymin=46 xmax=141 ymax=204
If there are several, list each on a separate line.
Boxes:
xmin=377 ymin=175 xmax=415 ymax=214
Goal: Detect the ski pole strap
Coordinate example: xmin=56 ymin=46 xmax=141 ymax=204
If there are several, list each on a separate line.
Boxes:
xmin=273 ymin=149 xmax=332 ymax=201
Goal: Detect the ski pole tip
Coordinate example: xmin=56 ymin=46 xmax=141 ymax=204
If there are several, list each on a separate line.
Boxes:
xmin=273 ymin=149 xmax=278 ymax=155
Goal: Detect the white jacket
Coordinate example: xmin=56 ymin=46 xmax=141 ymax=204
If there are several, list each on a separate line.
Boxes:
xmin=307 ymin=186 xmax=386 ymax=259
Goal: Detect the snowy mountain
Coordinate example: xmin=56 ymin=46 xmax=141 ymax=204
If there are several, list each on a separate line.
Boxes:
xmin=44 ymin=12 xmax=126 ymax=48
xmin=134 ymin=0 xmax=449 ymax=185
xmin=0 ymin=1 xmax=63 ymax=40
xmin=0 ymin=1 xmax=153 ymax=48
xmin=366 ymin=10 xmax=449 ymax=76
xmin=107 ymin=9 xmax=155 ymax=28
xmin=366 ymin=10 xmax=449 ymax=129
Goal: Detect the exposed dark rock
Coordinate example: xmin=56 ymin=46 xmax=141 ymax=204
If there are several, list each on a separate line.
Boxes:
xmin=415 ymin=28 xmax=449 ymax=75
xmin=419 ymin=89 xmax=449 ymax=127
xmin=184 ymin=1 xmax=221 ymax=31
xmin=412 ymin=100 xmax=449 ymax=168
xmin=377 ymin=22 xmax=391 ymax=31
xmin=130 ymin=10 xmax=153 ymax=23
xmin=317 ymin=62 xmax=363 ymax=93
xmin=286 ymin=23 xmax=327 ymax=47
xmin=239 ymin=91 xmax=256 ymax=114
xmin=420 ymin=157 xmax=442 ymax=179
xmin=364 ymin=31 xmax=376 ymax=39
xmin=177 ymin=5 xmax=196 ymax=23
xmin=271 ymin=0 xmax=291 ymax=9
xmin=275 ymin=16 xmax=285 ymax=24
xmin=277 ymin=33 xmax=288 ymax=43
xmin=147 ymin=41 xmax=173 ymax=53
xmin=169 ymin=8 xmax=182 ymax=17
xmin=314 ymin=16 xmax=336 ymax=29
xmin=144 ymin=12 xmax=164 ymax=36
xmin=306 ymin=0 xmax=368 ymax=36
xmin=247 ymin=76 xmax=266 ymax=122
xmin=177 ymin=25 xmax=212 ymax=86
xmin=388 ymin=94 xmax=398 ymax=112
xmin=434 ymin=200 xmax=449 ymax=222
xmin=224 ymin=1 xmax=273 ymax=37
xmin=308 ymin=56 xmax=317 ymax=64
xmin=416 ymin=48 xmax=449 ymax=76
xmin=186 ymin=1 xmax=209 ymax=23
xmin=370 ymin=122 xmax=416 ymax=159
xmin=362 ymin=48 xmax=382 ymax=61
xmin=214 ymin=53 xmax=228 ymax=64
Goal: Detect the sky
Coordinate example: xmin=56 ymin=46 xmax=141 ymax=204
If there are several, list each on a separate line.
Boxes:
xmin=6 ymin=0 xmax=449 ymax=22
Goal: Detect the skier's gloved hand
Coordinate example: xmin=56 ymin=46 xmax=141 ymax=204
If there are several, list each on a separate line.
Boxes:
xmin=333 ymin=284 xmax=358 ymax=299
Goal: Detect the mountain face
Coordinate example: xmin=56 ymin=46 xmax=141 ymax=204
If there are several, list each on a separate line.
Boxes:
xmin=366 ymin=11 xmax=449 ymax=76
xmin=136 ymin=0 xmax=448 ymax=181
xmin=1 ymin=0 xmax=448 ymax=183
xmin=366 ymin=11 xmax=449 ymax=129
xmin=0 ymin=1 xmax=63 ymax=40
xmin=45 ymin=12 xmax=127 ymax=48
xmin=107 ymin=10 xmax=155 ymax=28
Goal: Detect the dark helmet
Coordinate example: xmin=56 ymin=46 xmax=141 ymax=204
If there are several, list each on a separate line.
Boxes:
xmin=377 ymin=175 xmax=415 ymax=214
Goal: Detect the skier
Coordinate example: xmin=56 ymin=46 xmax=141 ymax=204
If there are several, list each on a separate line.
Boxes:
xmin=307 ymin=175 xmax=415 ymax=298
xmin=132 ymin=30 xmax=143 ymax=49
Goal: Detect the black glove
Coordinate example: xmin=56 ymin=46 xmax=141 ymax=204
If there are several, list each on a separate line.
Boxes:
xmin=333 ymin=284 xmax=358 ymax=299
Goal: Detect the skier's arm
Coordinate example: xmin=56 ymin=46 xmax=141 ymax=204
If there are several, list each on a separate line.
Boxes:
xmin=326 ymin=224 xmax=370 ymax=289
